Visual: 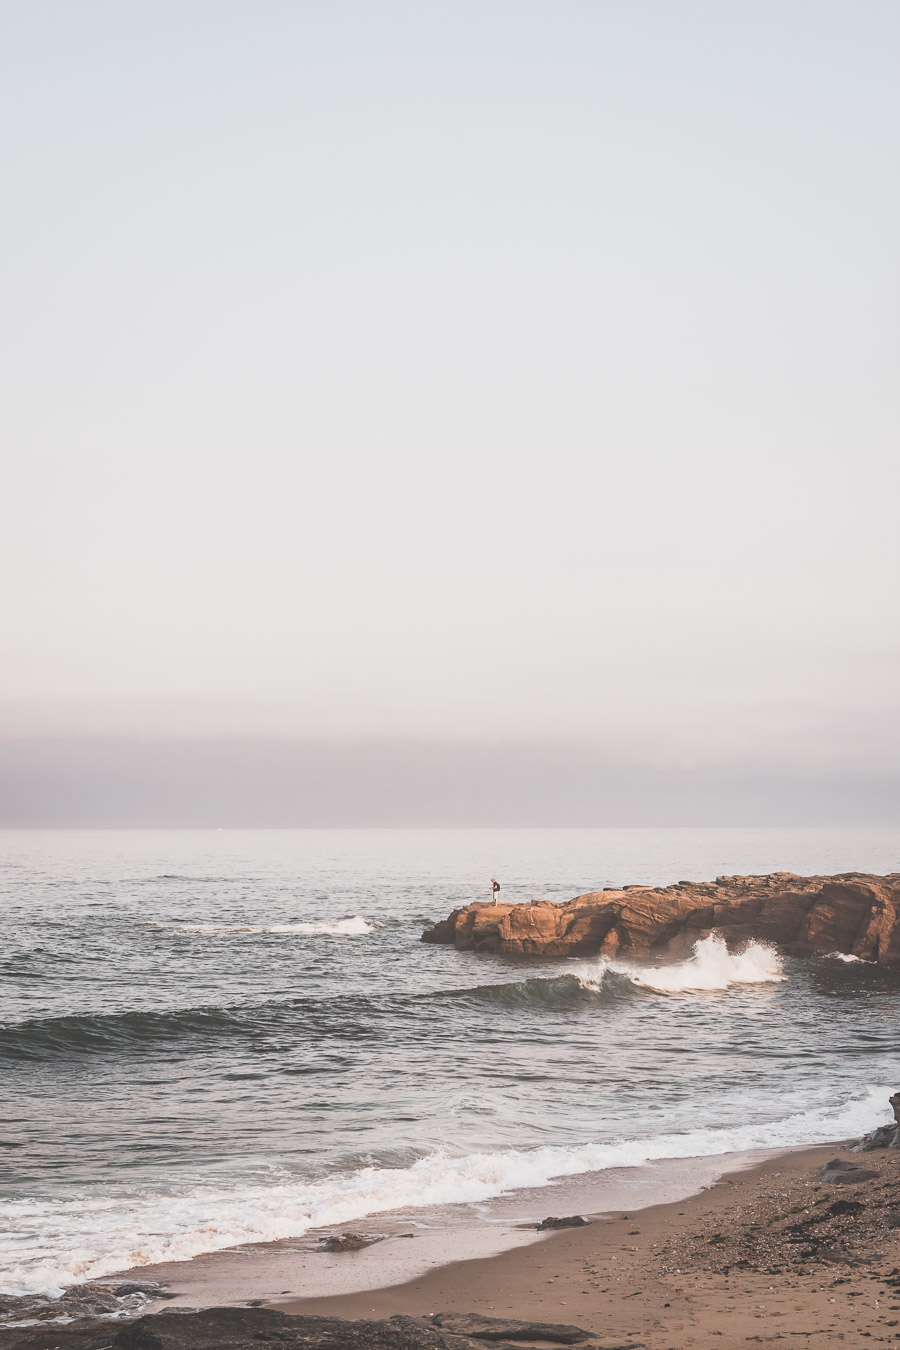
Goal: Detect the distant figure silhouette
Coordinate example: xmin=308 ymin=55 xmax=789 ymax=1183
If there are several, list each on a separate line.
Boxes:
xmin=490 ymin=877 xmax=500 ymax=905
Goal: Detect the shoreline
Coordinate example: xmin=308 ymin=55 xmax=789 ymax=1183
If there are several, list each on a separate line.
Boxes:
xmin=120 ymin=1146 xmax=795 ymax=1311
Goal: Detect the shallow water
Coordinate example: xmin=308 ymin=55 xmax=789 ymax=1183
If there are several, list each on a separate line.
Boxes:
xmin=1 ymin=827 xmax=898 ymax=1295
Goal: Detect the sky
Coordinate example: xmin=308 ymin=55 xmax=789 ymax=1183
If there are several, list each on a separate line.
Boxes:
xmin=1 ymin=1 xmax=898 ymax=823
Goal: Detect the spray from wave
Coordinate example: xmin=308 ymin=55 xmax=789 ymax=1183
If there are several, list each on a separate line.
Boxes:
xmin=0 ymin=1084 xmax=889 ymax=1299
xmin=579 ymin=934 xmax=784 ymax=995
xmin=438 ymin=935 xmax=784 ymax=1011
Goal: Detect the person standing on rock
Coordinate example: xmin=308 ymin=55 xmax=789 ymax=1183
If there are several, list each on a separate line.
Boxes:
xmin=490 ymin=877 xmax=500 ymax=905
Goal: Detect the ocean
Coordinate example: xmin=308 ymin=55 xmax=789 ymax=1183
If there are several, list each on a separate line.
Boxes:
xmin=1 ymin=827 xmax=898 ymax=1298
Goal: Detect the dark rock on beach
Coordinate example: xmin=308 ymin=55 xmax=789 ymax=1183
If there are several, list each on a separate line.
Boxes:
xmin=321 ymin=1232 xmax=378 ymax=1252
xmin=537 ymin=1216 xmax=589 ymax=1230
xmin=0 ymin=1282 xmax=167 ymax=1330
xmin=115 ymin=1309 xmax=453 ymax=1349
xmin=817 ymin=1159 xmax=879 ymax=1185
xmin=0 ymin=1307 xmax=601 ymax=1350
xmin=0 ymin=1322 xmax=119 ymax=1350
xmin=429 ymin=1312 xmax=594 ymax=1341
xmin=422 ymin=872 xmax=900 ymax=966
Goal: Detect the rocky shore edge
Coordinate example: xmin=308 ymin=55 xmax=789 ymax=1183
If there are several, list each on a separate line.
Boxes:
xmin=421 ymin=871 xmax=900 ymax=965
xmin=0 ymin=1308 xmax=614 ymax=1350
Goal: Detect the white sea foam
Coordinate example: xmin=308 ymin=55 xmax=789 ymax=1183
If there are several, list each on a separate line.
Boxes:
xmin=823 ymin=952 xmax=873 ymax=964
xmin=0 ymin=1084 xmax=890 ymax=1299
xmin=161 ymin=916 xmax=374 ymax=937
xmin=579 ymin=934 xmax=784 ymax=994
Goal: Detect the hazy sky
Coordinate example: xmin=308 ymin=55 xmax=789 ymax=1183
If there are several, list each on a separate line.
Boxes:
xmin=1 ymin=2 xmax=898 ymax=820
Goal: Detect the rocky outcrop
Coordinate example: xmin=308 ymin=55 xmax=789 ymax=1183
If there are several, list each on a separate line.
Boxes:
xmin=421 ymin=873 xmax=900 ymax=966
xmin=0 ymin=1307 xmax=599 ymax=1350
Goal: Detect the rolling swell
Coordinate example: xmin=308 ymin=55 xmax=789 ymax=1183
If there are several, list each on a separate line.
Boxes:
xmin=428 ymin=938 xmax=785 ymax=1008
xmin=431 ymin=969 xmax=644 ymax=1009
xmin=0 ymin=970 xmax=657 ymax=1061
xmin=1 ymin=942 xmax=787 ymax=1062
xmin=0 ymin=995 xmax=385 ymax=1062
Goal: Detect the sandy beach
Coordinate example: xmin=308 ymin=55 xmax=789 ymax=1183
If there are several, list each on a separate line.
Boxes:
xmin=282 ymin=1142 xmax=900 ymax=1347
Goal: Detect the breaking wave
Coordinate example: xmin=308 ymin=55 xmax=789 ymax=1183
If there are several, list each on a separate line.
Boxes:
xmin=1 ymin=1083 xmax=890 ymax=1299
xmin=435 ymin=936 xmax=783 ymax=1011
xmin=434 ymin=969 xmax=642 ymax=1010
xmin=580 ymin=934 xmax=785 ymax=995
xmin=0 ymin=935 xmax=784 ymax=1062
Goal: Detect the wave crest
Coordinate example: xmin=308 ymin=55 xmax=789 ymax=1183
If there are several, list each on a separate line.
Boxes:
xmin=426 ymin=935 xmax=781 ymax=1010
xmin=0 ymin=934 xmax=784 ymax=1063
xmin=580 ymin=934 xmax=784 ymax=995
xmin=434 ymin=969 xmax=641 ymax=1010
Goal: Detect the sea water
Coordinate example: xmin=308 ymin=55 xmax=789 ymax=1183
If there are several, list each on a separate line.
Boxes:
xmin=1 ymin=827 xmax=898 ymax=1296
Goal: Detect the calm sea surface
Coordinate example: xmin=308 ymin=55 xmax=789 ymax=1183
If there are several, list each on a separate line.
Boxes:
xmin=1 ymin=827 xmax=898 ymax=1295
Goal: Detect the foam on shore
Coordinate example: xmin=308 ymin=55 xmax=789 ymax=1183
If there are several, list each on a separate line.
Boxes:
xmin=1 ymin=1083 xmax=889 ymax=1298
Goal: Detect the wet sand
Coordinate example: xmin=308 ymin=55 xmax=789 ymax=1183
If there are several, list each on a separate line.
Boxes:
xmin=128 ymin=1150 xmax=774 ymax=1310
xmin=103 ymin=1141 xmax=900 ymax=1347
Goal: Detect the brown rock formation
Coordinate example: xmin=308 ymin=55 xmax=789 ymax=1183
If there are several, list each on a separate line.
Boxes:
xmin=421 ymin=873 xmax=900 ymax=966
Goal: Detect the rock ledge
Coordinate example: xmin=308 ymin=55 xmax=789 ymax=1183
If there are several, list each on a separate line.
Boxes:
xmin=0 ymin=1307 xmax=605 ymax=1350
xmin=421 ymin=872 xmax=900 ymax=966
